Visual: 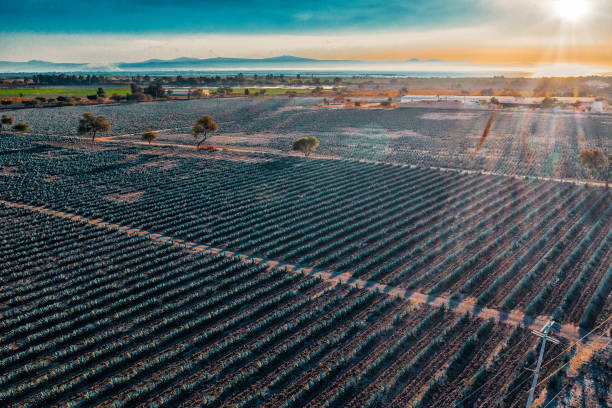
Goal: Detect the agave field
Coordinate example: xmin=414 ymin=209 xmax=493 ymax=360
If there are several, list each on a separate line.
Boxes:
xmin=0 ymin=104 xmax=611 ymax=407
xmin=0 ymin=204 xmax=577 ymax=408
xmin=2 ymin=98 xmax=611 ymax=180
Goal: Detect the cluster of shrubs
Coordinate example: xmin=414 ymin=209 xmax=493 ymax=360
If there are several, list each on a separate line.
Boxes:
xmin=0 ymin=115 xmax=29 ymax=132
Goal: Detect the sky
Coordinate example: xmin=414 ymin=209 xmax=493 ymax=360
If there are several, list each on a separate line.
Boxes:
xmin=1 ymin=0 xmax=611 ymax=72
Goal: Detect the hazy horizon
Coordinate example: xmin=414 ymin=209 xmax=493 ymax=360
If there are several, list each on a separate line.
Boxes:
xmin=1 ymin=57 xmax=610 ymax=78
xmin=2 ymin=0 xmax=611 ymax=77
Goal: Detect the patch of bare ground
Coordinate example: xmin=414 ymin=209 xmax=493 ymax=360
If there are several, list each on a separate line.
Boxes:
xmin=53 ymin=139 xmax=123 ymax=151
xmin=139 ymin=145 xmax=276 ymax=163
xmin=273 ymin=105 xmax=311 ymax=114
xmin=420 ymin=112 xmax=483 ymax=121
xmin=140 ymin=159 xmax=178 ymax=170
xmin=336 ymin=127 xmax=429 ymax=140
xmin=204 ymin=150 xmax=276 ymax=163
xmin=43 ymin=175 xmax=58 ymax=182
xmin=116 ymin=153 xmax=142 ymax=164
xmin=565 ymin=346 xmax=612 ymax=408
xmin=0 ymin=166 xmax=18 ymax=176
xmin=210 ymin=132 xmax=287 ymax=147
xmin=104 ymin=191 xmax=144 ymax=203
xmin=533 ymin=342 xmax=611 ymax=408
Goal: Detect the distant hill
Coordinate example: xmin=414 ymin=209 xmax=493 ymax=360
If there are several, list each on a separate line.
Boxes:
xmin=116 ymin=55 xmax=332 ymax=69
xmin=0 ymin=60 xmax=85 ymax=72
xmin=0 ymin=55 xmax=463 ymax=73
xmin=0 ymin=56 xmax=361 ymax=72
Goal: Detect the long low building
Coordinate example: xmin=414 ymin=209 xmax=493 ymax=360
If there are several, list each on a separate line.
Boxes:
xmin=166 ymin=87 xmax=211 ymax=96
xmin=399 ymin=95 xmax=607 ymax=111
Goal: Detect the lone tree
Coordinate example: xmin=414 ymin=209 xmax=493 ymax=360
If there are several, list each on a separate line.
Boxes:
xmin=142 ymin=131 xmax=157 ymax=145
xmin=192 ymin=115 xmax=218 ymax=147
xmin=580 ymin=149 xmax=611 ymax=188
xmin=293 ymin=136 xmax=320 ymax=157
xmin=1 ymin=115 xmax=13 ymax=129
xmin=78 ymin=112 xmax=110 ymax=142
xmin=13 ymin=122 xmax=30 ymax=132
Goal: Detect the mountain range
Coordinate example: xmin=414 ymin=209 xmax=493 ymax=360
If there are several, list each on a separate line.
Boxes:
xmin=0 ymin=55 xmax=458 ymax=73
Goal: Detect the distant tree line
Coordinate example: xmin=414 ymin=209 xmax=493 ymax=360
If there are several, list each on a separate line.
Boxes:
xmin=4 ymin=73 xmax=342 ymax=88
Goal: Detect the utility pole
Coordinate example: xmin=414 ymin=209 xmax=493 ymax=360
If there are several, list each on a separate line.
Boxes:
xmin=525 ymin=318 xmax=559 ymax=408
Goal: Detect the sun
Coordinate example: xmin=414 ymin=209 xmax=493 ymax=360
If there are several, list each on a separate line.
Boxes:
xmin=553 ymin=0 xmax=591 ymax=21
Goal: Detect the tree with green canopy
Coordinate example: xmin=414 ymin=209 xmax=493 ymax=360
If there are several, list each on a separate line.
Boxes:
xmin=293 ymin=136 xmax=320 ymax=157
xmin=13 ymin=122 xmax=29 ymax=132
xmin=142 ymin=131 xmax=158 ymax=145
xmin=1 ymin=115 xmax=13 ymax=129
xmin=192 ymin=115 xmax=218 ymax=147
xmin=77 ymin=112 xmax=110 ymax=142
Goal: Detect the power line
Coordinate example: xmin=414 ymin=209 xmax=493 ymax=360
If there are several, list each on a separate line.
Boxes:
xmin=537 ymin=335 xmax=612 ymax=388
xmin=525 ymin=319 xmax=558 ymax=408
xmin=541 ymin=383 xmax=570 ymax=408
xmin=538 ymin=314 xmax=612 ymax=373
xmin=478 ymin=314 xmax=612 ymax=407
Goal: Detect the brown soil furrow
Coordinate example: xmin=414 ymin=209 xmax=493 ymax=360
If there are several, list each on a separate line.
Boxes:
xmin=344 ymin=312 xmax=457 ymax=407
xmin=64 ymin=281 xmax=333 ymax=408
xmin=427 ymin=325 xmax=511 ymax=407
xmin=512 ymin=213 xmax=598 ymax=311
xmin=224 ymin=300 xmax=408 ymax=407
xmin=364 ymin=179 xmax=537 ymax=285
xmin=545 ymin=231 xmax=611 ymax=320
xmin=302 ymin=306 xmax=435 ymax=408
xmin=388 ymin=319 xmax=484 ymax=406
xmin=487 ymin=194 xmax=594 ymax=308
xmin=260 ymin=304 xmax=430 ymax=408
xmin=135 ymin=286 xmax=360 ymax=408
xmin=1 ymin=200 xmax=608 ymax=358
xmin=189 ymin=291 xmax=387 ymax=407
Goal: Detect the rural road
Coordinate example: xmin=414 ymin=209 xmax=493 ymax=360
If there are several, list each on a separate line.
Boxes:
xmin=2 ymin=198 xmax=610 ymax=357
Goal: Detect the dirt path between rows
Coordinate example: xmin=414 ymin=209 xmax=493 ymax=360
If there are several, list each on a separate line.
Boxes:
xmin=1 ymin=199 xmax=610 ymax=356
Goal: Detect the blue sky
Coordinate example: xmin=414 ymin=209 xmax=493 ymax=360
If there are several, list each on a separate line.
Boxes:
xmin=1 ymin=0 xmax=610 ymax=69
xmin=3 ymin=0 xmax=483 ymax=34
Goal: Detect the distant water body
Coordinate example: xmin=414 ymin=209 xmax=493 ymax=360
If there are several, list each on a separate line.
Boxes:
xmin=12 ymin=70 xmax=532 ymax=78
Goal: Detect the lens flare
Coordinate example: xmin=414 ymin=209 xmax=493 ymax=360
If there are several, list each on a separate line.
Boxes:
xmin=553 ymin=0 xmax=591 ymax=21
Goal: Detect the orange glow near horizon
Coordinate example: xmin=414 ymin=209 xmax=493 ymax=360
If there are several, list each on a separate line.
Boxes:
xmin=306 ymin=45 xmax=612 ymax=67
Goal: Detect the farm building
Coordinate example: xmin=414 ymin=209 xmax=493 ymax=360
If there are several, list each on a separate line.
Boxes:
xmin=399 ymin=95 xmax=604 ymax=110
xmin=166 ymin=87 xmax=210 ymax=97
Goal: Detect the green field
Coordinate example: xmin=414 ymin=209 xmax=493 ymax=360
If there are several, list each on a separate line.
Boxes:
xmin=0 ymin=88 xmax=131 ymax=97
xmin=0 ymin=87 xmax=317 ymax=99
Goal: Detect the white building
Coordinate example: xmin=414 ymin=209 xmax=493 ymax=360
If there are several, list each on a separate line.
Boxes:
xmin=399 ymin=95 xmax=604 ymax=110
